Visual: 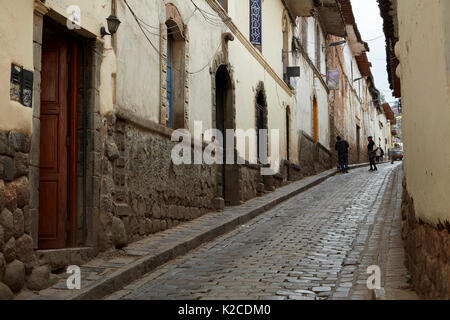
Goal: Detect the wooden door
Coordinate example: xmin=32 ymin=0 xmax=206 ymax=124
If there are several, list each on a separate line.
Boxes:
xmin=215 ymin=67 xmax=226 ymax=198
xmin=356 ymin=125 xmax=361 ymax=162
xmin=39 ymin=40 xmax=68 ymax=249
xmin=313 ymin=98 xmax=318 ymax=145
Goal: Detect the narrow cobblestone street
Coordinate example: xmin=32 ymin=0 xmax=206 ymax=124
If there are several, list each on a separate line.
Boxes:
xmin=104 ymin=163 xmax=415 ymax=300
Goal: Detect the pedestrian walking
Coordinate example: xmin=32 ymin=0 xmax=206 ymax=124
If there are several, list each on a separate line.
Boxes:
xmin=380 ymin=148 xmax=385 ymax=162
xmin=335 ymin=136 xmax=349 ymax=173
xmin=376 ymin=147 xmax=381 ymax=163
xmin=368 ymin=136 xmax=378 ymax=171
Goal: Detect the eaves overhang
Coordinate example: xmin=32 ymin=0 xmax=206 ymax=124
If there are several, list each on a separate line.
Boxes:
xmin=284 ymin=0 xmax=346 ymax=37
xmin=378 ymin=0 xmax=401 ymax=98
xmin=284 ymin=0 xmax=315 ymax=17
xmin=316 ymin=0 xmax=346 ymax=37
xmin=382 ymin=103 xmax=396 ymax=123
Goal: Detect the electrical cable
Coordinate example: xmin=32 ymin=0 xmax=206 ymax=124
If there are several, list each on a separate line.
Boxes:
xmin=122 ymin=0 xmax=223 ymax=75
xmin=364 ymin=35 xmax=384 ymax=42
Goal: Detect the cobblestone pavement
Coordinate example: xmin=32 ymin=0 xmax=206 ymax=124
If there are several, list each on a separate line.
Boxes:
xmin=107 ymin=163 xmax=414 ymax=300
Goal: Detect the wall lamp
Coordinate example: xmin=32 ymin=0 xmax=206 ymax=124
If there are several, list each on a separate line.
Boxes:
xmin=353 ymin=77 xmax=364 ymax=82
xmin=324 ymin=40 xmax=346 ymax=49
xmin=100 ymin=15 xmax=121 ymax=37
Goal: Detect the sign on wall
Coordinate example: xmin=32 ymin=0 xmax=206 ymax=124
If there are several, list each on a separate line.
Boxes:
xmin=327 ymin=67 xmax=340 ymax=90
xmin=249 ymin=0 xmax=262 ymax=49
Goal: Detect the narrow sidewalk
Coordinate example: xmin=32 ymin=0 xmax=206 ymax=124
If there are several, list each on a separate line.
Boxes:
xmin=25 ymin=164 xmax=368 ymax=300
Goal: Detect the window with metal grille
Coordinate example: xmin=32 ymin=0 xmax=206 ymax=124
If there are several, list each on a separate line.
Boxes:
xmin=301 ymin=18 xmax=308 ymax=52
xmin=315 ymin=24 xmax=321 ymax=72
xmin=282 ymin=14 xmax=289 ymax=85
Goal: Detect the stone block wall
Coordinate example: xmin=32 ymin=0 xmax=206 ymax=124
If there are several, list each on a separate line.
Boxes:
xmin=402 ymin=180 xmax=450 ymax=299
xmin=0 ymin=131 xmax=49 ymax=299
xmin=298 ymin=132 xmax=333 ymax=178
xmin=97 ymin=115 xmax=218 ymax=251
xmin=240 ymin=164 xmax=261 ymax=202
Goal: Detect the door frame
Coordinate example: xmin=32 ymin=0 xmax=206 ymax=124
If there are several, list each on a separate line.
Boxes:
xmin=67 ymin=41 xmax=79 ymax=247
xmin=38 ymin=34 xmax=78 ymax=249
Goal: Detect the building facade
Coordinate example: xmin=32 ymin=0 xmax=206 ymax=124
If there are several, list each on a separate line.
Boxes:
xmin=326 ymin=0 xmax=391 ymax=166
xmin=0 ymin=0 xmax=388 ymax=298
xmin=379 ymin=0 xmax=450 ymax=299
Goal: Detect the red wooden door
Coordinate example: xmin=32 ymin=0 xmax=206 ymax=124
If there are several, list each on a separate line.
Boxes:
xmin=39 ymin=40 xmax=68 ymax=249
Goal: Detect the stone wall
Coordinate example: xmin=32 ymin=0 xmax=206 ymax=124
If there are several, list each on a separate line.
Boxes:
xmin=298 ymin=131 xmax=333 ymax=177
xmin=0 ymin=131 xmax=49 ymax=299
xmin=240 ymin=164 xmax=262 ymax=202
xmin=97 ymin=114 xmax=218 ymax=251
xmin=401 ymin=179 xmax=450 ymax=299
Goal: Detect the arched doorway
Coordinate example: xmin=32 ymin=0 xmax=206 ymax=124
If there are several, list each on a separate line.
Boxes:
xmin=215 ymin=64 xmax=237 ymax=205
xmin=255 ymin=84 xmax=268 ymax=165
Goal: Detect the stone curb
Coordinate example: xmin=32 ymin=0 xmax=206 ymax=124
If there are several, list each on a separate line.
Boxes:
xmin=34 ymin=163 xmax=370 ymax=300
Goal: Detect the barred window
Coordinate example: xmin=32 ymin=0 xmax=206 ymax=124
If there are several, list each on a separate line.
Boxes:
xmin=301 ymin=17 xmax=308 ymax=52
xmin=315 ymin=24 xmax=321 ymax=72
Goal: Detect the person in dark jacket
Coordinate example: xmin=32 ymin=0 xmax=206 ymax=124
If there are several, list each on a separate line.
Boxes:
xmin=335 ymin=136 xmax=349 ymax=173
xmin=368 ymin=136 xmax=378 ymax=171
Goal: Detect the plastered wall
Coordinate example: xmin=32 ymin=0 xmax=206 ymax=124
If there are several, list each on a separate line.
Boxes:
xmin=0 ymin=0 xmax=34 ymax=135
xmin=396 ymin=0 xmax=450 ymax=225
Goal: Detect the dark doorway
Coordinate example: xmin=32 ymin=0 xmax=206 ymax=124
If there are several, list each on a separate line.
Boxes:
xmin=286 ymin=107 xmax=291 ymax=180
xmin=215 ymin=65 xmax=236 ymax=205
xmin=39 ymin=23 xmax=79 ymax=249
xmin=356 ymin=125 xmax=361 ymax=162
xmin=256 ymin=90 xmax=267 ymax=164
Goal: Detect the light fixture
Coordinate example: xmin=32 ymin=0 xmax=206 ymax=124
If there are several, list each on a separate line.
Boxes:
xmin=324 ymin=40 xmax=346 ymax=49
xmin=353 ymin=77 xmax=364 ymax=82
xmin=100 ymin=15 xmax=121 ymax=37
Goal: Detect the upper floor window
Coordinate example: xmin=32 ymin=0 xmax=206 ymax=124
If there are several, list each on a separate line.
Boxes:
xmin=282 ymin=14 xmax=290 ymax=85
xmin=315 ymin=24 xmax=321 ymax=72
xmin=165 ymin=3 xmax=186 ymax=129
xmin=217 ymin=0 xmax=228 ymax=12
xmin=249 ymin=0 xmax=262 ymax=51
xmin=301 ymin=17 xmax=308 ymax=52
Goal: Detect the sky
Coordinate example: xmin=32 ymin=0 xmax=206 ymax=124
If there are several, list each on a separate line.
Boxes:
xmin=350 ymin=0 xmax=397 ymax=104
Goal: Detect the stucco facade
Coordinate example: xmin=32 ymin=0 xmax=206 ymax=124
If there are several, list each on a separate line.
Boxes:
xmin=380 ymin=0 xmax=450 ymax=299
xmin=326 ymin=0 xmax=391 ymax=167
